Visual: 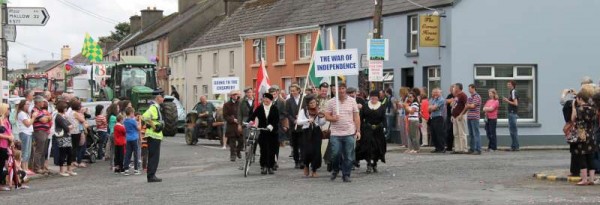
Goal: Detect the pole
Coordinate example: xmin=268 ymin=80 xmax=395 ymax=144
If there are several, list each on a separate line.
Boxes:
xmin=335 ymin=75 xmax=339 ymax=115
xmin=0 ymin=3 xmax=7 ymax=101
xmin=295 ymin=30 xmax=321 ymax=129
xmin=372 ymin=0 xmax=383 ymax=91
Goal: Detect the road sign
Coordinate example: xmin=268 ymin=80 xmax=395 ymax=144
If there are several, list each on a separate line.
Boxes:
xmin=7 ymin=7 xmax=50 ymax=26
xmin=3 ymin=25 xmax=16 ymax=42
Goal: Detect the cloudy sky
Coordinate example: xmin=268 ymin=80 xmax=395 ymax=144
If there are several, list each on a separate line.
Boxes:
xmin=7 ymin=0 xmax=178 ymax=69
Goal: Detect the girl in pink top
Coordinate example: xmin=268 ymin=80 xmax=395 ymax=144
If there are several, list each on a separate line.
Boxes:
xmin=483 ymin=89 xmax=499 ymax=151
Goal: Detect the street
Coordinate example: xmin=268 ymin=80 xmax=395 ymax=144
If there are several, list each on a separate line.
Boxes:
xmin=1 ymin=135 xmax=599 ymax=205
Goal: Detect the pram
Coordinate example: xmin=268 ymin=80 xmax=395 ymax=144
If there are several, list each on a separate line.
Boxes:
xmin=84 ymin=125 xmax=100 ymax=163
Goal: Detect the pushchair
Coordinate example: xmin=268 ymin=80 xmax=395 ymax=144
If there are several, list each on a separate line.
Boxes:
xmin=84 ymin=125 xmax=100 ymax=163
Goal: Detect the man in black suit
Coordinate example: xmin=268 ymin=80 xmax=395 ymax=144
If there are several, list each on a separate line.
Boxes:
xmin=269 ymin=86 xmax=287 ymax=170
xmin=285 ymin=84 xmax=304 ymax=169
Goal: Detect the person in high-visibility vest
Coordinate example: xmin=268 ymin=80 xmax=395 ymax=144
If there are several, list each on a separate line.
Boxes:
xmin=143 ymin=94 xmax=164 ymax=183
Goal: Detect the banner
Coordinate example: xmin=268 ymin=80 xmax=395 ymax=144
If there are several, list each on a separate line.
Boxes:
xmin=314 ymin=49 xmax=359 ymax=77
xmin=368 ymin=60 xmax=383 ymax=82
xmin=212 ymin=77 xmax=240 ymax=94
xmin=419 ymin=15 xmax=440 ymax=47
xmin=367 ymin=39 xmax=389 ymax=61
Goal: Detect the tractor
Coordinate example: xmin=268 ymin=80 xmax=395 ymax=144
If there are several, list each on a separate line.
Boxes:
xmin=98 ymin=56 xmax=178 ymax=137
xmin=17 ymin=73 xmax=50 ymax=97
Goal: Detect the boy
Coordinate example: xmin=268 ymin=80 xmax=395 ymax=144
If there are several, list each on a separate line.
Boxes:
xmin=113 ymin=115 xmax=126 ymax=174
xmin=123 ymin=107 xmax=141 ymax=176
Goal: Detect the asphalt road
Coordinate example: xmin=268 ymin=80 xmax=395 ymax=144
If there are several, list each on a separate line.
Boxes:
xmin=2 ymin=134 xmax=600 ymax=205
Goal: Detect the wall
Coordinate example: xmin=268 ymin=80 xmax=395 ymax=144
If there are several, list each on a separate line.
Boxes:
xmin=451 ymin=0 xmax=600 ymax=145
xmin=168 ymin=0 xmax=226 ymax=53
xmin=135 ymin=40 xmax=159 ymax=60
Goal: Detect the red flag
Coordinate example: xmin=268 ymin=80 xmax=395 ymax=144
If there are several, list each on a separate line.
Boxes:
xmin=254 ymin=58 xmax=270 ymax=110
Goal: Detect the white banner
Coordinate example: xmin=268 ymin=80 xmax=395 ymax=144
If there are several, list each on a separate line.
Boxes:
xmin=368 ymin=60 xmax=384 ymax=82
xmin=212 ymin=77 xmax=240 ymax=94
xmin=314 ymin=49 xmax=359 ymax=77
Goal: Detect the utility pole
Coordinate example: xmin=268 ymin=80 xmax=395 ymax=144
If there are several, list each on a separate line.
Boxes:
xmin=373 ymin=0 xmax=383 ymax=39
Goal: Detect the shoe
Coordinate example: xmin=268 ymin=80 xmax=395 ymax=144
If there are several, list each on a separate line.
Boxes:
xmin=511 ymin=148 xmax=520 ymax=152
xmin=261 ymin=167 xmax=267 ymax=175
xmin=122 ymin=170 xmax=130 ymax=176
xmin=273 ymin=163 xmax=279 ymax=171
xmin=593 ymin=179 xmax=600 ymax=185
xmin=327 ymin=163 xmax=332 ymax=172
xmin=373 ymin=166 xmax=378 ymax=173
xmin=366 ymin=165 xmax=373 ymax=173
xmin=471 ymin=151 xmax=482 ymax=155
xmin=267 ymin=168 xmax=275 ymax=175
xmin=230 ymin=157 xmax=236 ymax=162
xmin=330 ymin=172 xmax=338 ymax=181
xmin=59 ymin=172 xmax=70 ymax=177
xmin=18 ymin=185 xmax=30 ymax=189
xmin=451 ymin=151 xmax=461 ymax=154
xmin=68 ymin=172 xmax=78 ymax=176
xmin=147 ymin=176 xmax=162 ymax=183
xmin=467 ymin=150 xmax=474 ymax=154
xmin=222 ymin=146 xmax=227 ymax=150
xmin=134 ymin=170 xmax=141 ymax=175
xmin=0 ymin=187 xmax=10 ymax=191
xmin=342 ymin=176 xmax=352 ymax=183
xmin=303 ymin=167 xmax=310 ymax=176
xmin=430 ymin=150 xmax=440 ymax=153
xmin=237 ymin=152 xmax=242 ymax=159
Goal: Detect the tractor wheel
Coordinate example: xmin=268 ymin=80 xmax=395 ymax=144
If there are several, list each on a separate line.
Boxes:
xmin=161 ymin=101 xmax=178 ymax=137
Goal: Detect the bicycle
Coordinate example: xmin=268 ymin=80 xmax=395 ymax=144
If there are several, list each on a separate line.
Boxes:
xmin=243 ymin=124 xmax=268 ymax=177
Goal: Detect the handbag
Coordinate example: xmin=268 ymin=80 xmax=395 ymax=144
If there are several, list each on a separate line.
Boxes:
xmin=564 ymin=122 xmax=578 ymax=143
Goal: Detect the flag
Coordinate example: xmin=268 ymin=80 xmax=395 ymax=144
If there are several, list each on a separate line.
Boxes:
xmin=254 ymin=58 xmax=270 ymax=110
xmin=328 ymin=29 xmax=345 ymax=82
xmin=81 ymin=33 xmax=103 ymax=63
xmin=308 ymin=31 xmax=323 ymax=87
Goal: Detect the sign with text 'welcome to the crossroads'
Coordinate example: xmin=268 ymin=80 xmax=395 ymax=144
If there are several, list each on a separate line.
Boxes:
xmin=314 ymin=49 xmax=359 ymax=77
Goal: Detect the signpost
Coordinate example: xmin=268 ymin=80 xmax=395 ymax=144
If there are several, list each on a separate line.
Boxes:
xmin=7 ymin=7 xmax=50 ymax=26
xmin=3 ymin=25 xmax=15 ymax=42
xmin=212 ymin=77 xmax=240 ymax=94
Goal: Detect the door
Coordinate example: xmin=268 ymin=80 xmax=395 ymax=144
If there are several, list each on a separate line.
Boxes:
xmin=401 ymin=68 xmax=414 ymax=88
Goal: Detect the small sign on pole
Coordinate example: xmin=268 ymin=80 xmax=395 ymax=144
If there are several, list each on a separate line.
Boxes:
xmin=3 ymin=25 xmax=16 ymax=42
xmin=368 ymin=60 xmax=384 ymax=82
xmin=367 ymin=39 xmax=389 ymax=61
xmin=212 ymin=77 xmax=240 ymax=94
xmin=314 ymin=49 xmax=359 ymax=77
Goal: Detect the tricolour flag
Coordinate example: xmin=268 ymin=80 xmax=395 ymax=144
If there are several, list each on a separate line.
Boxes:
xmin=254 ymin=58 xmax=270 ymax=110
xmin=81 ymin=33 xmax=103 ymax=63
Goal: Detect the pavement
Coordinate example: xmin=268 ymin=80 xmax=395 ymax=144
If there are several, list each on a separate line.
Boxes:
xmin=2 ymin=134 xmax=599 ymax=204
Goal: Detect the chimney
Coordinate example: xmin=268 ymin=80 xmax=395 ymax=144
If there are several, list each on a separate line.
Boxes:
xmin=141 ymin=7 xmax=163 ymax=30
xmin=61 ymin=45 xmax=71 ymax=60
xmin=129 ymin=15 xmax=141 ymax=33
xmin=225 ymin=0 xmax=244 ymax=16
xmin=179 ymin=0 xmax=203 ymax=12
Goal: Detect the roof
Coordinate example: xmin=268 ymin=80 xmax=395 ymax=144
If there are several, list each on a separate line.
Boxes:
xmin=120 ymin=13 xmax=179 ymax=49
xmin=43 ymin=59 xmax=69 ymax=72
xmin=187 ymin=0 xmax=279 ymax=48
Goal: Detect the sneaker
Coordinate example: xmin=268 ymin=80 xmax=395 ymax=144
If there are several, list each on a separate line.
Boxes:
xmin=68 ymin=172 xmax=78 ymax=176
xmin=342 ymin=176 xmax=352 ymax=183
xmin=122 ymin=170 xmax=130 ymax=176
xmin=593 ymin=179 xmax=600 ymax=185
xmin=134 ymin=170 xmax=141 ymax=175
xmin=18 ymin=185 xmax=30 ymax=189
xmin=59 ymin=172 xmax=70 ymax=177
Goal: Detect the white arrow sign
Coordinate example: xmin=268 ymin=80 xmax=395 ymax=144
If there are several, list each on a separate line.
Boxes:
xmin=7 ymin=7 xmax=50 ymax=26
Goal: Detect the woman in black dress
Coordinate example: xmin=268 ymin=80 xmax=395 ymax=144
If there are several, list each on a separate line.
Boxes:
xmin=247 ymin=93 xmax=280 ymax=175
xmin=357 ymin=91 xmax=387 ymax=173
xmin=297 ymin=95 xmax=326 ymax=177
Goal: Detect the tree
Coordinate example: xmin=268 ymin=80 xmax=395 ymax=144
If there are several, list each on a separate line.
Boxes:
xmin=99 ymin=22 xmax=130 ymax=45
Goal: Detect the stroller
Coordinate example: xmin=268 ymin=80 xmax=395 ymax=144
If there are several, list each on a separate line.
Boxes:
xmin=84 ymin=125 xmax=100 ymax=163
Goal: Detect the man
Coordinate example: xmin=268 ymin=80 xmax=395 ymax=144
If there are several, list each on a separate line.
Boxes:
xmin=317 ymin=82 xmax=330 ymax=113
xmin=324 ymin=83 xmax=360 ymax=183
xmin=502 ymin=80 xmax=520 ymax=151
xmin=269 ymin=86 xmax=287 ymax=169
xmin=316 ymin=82 xmax=332 ymax=171
xmin=238 ymin=88 xmax=255 ymax=124
xmin=466 ymin=84 xmax=482 ymax=155
xmin=224 ymin=90 xmax=243 ymax=161
xmin=280 ymin=89 xmax=289 ymax=101
xmin=143 ymin=94 xmax=165 ymax=182
xmin=194 ymin=95 xmax=216 ymax=141
xmin=285 ymin=84 xmax=304 ymax=169
xmin=347 ymin=87 xmax=363 ymax=109
xmin=429 ymin=88 xmax=446 ymax=153
xmin=451 ymin=83 xmax=468 ymax=154
xmin=445 ymin=85 xmax=455 ymax=152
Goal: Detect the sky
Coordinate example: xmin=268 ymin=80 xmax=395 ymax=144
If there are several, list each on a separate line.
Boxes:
xmin=6 ymin=0 xmax=178 ymax=69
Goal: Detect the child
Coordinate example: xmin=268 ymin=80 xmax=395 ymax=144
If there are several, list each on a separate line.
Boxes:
xmin=95 ymin=105 xmax=108 ymax=160
xmin=137 ymin=113 xmax=148 ymax=171
xmin=13 ymin=149 xmax=30 ymax=189
xmin=123 ymin=107 xmax=141 ymax=176
xmin=113 ymin=115 xmax=126 ymax=174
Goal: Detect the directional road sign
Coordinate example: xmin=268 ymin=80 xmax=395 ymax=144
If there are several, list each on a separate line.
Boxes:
xmin=7 ymin=7 xmax=50 ymax=26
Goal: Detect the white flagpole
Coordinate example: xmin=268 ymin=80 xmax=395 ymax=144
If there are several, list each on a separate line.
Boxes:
xmin=296 ymin=30 xmax=322 ymax=129
xmin=336 ymin=75 xmax=340 ymax=115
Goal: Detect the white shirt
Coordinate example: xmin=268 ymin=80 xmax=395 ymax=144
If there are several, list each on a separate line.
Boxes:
xmin=263 ymin=103 xmax=271 ymax=118
xmin=296 ymin=108 xmax=326 ymax=129
xmin=17 ymin=111 xmax=33 ymax=135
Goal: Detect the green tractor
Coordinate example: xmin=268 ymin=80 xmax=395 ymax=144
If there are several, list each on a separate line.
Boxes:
xmin=98 ymin=56 xmax=178 ymax=137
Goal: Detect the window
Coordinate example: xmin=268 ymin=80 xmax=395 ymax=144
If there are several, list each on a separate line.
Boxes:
xmin=474 ymin=65 xmax=536 ymax=122
xmin=426 ymin=66 xmax=441 ymax=96
xmin=276 ymin=36 xmax=285 ymax=61
xmin=253 ymin=39 xmax=266 ymax=63
xmin=202 ymin=85 xmax=208 ymax=94
xmin=298 ymin=33 xmax=311 ymax=59
xmin=283 ymin=78 xmax=292 ymax=93
xmin=338 ymin=26 xmax=346 ymax=49
xmin=296 ymin=77 xmax=306 ymax=88
xmin=197 ymin=55 xmax=202 ymax=76
xmin=229 ymin=51 xmax=235 ymax=73
xmin=383 ymin=70 xmax=394 ymax=91
xmin=213 ymin=53 xmax=218 ymax=75
xmin=193 ymin=85 xmax=198 ymax=102
xmin=408 ymin=15 xmax=418 ymax=53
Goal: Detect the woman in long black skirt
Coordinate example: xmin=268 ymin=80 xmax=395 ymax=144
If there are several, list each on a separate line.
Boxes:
xmin=297 ymin=96 xmax=326 ymax=177
xmin=356 ymin=90 xmax=387 ymax=173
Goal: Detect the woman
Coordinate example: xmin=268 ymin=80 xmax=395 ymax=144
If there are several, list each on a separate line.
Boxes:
xmin=118 ymin=100 xmax=132 ymax=115
xmin=247 ymin=93 xmax=280 ymax=175
xmin=403 ymin=92 xmax=420 ymax=153
xmin=0 ymin=103 xmax=14 ymax=191
xmin=571 ymin=85 xmax=597 ymax=186
xmin=418 ymin=88 xmax=430 ymax=146
xmin=67 ymin=99 xmax=88 ymax=168
xmin=297 ymin=95 xmax=326 ymax=177
xmin=105 ymin=103 xmax=119 ymax=164
xmin=483 ymin=89 xmax=499 ymax=152
xmin=16 ymin=100 xmax=33 ymax=174
xmin=357 ymin=91 xmax=387 ymax=173
xmin=396 ymin=87 xmax=410 ymax=146
xmin=54 ymin=101 xmax=76 ymax=176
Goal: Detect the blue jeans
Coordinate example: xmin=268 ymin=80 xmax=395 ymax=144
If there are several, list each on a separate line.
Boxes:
xmin=330 ymin=135 xmax=355 ymax=177
xmin=19 ymin=133 xmax=32 ymax=162
xmin=485 ymin=119 xmax=497 ymax=150
xmin=97 ymin=131 xmax=108 ymax=159
xmin=124 ymin=140 xmax=140 ymax=171
xmin=467 ymin=119 xmax=481 ymax=152
xmin=508 ymin=113 xmax=519 ymax=150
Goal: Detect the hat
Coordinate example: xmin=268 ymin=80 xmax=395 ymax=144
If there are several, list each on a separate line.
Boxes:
xmin=346 ymin=87 xmax=357 ymax=94
xmin=319 ymin=82 xmax=329 ymax=89
xmin=229 ymin=90 xmax=241 ymax=96
xmin=263 ymin=93 xmax=274 ymax=101
xmin=369 ymin=90 xmax=379 ymax=97
xmin=271 ymin=85 xmax=280 ymax=90
xmin=34 ymin=95 xmax=45 ymax=102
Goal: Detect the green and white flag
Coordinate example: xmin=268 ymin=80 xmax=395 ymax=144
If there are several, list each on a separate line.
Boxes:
xmin=308 ymin=32 xmax=324 ymax=87
xmin=81 ymin=33 xmax=103 ymax=63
